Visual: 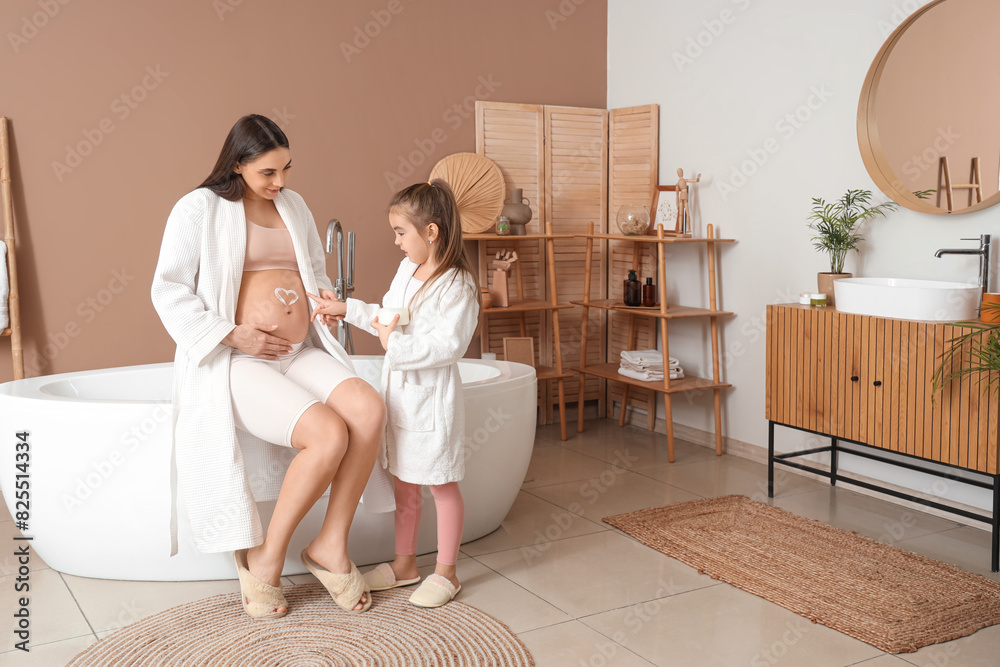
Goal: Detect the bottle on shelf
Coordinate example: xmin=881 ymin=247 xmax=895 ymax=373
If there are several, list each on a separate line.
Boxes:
xmin=642 ymin=277 xmax=656 ymax=307
xmin=624 ymin=269 xmax=641 ymax=306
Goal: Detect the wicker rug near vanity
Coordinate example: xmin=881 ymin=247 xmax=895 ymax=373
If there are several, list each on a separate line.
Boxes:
xmin=604 ymin=495 xmax=1000 ymax=654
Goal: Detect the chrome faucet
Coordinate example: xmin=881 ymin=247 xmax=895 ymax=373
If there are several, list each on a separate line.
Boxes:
xmin=325 ymin=219 xmax=355 ymax=354
xmin=934 ymin=234 xmax=991 ymax=296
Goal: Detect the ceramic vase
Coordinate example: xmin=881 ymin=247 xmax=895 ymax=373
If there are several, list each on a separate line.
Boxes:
xmin=981 ymin=292 xmax=1000 ymax=323
xmin=818 ymin=272 xmax=851 ymax=307
xmin=502 ymin=188 xmax=532 ymax=235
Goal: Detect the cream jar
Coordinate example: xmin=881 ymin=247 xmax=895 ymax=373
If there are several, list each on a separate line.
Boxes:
xmin=377 ymin=308 xmax=410 ymax=325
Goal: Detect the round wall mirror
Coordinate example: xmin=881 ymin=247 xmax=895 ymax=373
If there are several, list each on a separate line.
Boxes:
xmin=858 ymin=0 xmax=1000 ymax=215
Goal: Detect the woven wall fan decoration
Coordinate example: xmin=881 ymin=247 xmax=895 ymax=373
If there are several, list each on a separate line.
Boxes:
xmin=429 ymin=152 xmax=506 ymax=233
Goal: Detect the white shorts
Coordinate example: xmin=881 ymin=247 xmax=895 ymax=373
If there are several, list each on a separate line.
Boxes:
xmin=229 ymin=342 xmax=357 ymax=448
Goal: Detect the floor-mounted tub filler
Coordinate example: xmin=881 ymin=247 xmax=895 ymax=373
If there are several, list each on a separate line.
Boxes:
xmin=0 ymin=357 xmax=536 ymax=581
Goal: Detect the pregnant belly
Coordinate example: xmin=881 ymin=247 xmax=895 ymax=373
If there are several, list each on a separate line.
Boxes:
xmin=236 ymin=270 xmax=310 ymax=344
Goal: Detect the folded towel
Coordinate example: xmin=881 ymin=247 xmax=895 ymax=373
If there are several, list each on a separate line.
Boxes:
xmin=619 ymin=359 xmax=680 ymax=373
xmin=0 ymin=241 xmax=8 ymax=330
xmin=620 ymin=349 xmax=679 ymax=368
xmin=618 ymin=367 xmax=685 ymax=382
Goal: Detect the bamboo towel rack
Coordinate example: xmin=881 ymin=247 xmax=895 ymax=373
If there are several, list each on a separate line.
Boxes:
xmin=1 ymin=116 xmax=24 ymax=380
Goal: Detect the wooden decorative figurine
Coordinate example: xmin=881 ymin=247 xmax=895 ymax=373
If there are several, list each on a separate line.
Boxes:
xmin=675 ymin=168 xmax=701 ymax=235
xmin=491 ymin=249 xmax=518 ymax=307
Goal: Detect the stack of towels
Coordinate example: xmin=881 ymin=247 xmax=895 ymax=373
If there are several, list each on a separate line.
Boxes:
xmin=618 ymin=349 xmax=684 ymax=382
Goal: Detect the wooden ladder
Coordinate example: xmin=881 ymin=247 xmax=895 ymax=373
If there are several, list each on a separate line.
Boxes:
xmin=1 ymin=117 xmax=24 ymax=380
xmin=937 ymin=156 xmax=983 ymax=211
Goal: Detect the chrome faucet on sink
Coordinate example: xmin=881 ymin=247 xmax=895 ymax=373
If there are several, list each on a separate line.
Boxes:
xmin=934 ymin=234 xmax=991 ymax=297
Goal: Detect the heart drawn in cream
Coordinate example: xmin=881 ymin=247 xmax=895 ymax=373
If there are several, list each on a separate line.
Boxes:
xmin=274 ymin=288 xmax=299 ymax=307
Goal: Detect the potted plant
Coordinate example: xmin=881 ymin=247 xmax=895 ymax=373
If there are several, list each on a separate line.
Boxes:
xmin=932 ymin=301 xmax=1000 ymax=395
xmin=807 ymin=189 xmax=897 ymax=305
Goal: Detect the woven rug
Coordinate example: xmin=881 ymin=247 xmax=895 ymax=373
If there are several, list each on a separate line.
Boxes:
xmin=67 ymin=584 xmax=534 ymax=666
xmin=603 ymin=494 xmax=1000 ymax=654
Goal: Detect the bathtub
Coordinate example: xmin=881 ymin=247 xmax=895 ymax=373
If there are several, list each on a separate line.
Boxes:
xmin=0 ymin=356 xmax=536 ymax=581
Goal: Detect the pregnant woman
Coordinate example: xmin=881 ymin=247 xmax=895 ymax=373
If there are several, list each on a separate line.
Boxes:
xmin=151 ymin=114 xmax=392 ymax=618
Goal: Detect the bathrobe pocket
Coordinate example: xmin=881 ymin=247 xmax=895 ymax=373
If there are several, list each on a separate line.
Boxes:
xmin=391 ymin=379 xmax=436 ymax=432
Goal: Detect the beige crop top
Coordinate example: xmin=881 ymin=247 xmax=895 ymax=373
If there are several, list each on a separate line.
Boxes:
xmin=244 ymin=219 xmax=299 ymax=272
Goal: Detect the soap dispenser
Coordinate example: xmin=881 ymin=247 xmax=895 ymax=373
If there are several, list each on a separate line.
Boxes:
xmin=624 ymin=269 xmax=641 ymax=306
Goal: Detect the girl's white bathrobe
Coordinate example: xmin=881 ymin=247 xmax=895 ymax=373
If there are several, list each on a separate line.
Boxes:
xmin=345 ymin=258 xmax=479 ymax=485
xmin=151 ymin=187 xmax=393 ymax=555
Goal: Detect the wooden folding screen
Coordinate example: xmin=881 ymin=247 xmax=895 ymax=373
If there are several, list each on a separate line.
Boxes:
xmin=543 ymin=106 xmax=608 ymax=415
xmin=475 ymin=102 xmax=546 ymax=393
xmin=607 ymin=105 xmax=660 ymax=425
xmin=476 ymin=101 xmax=658 ymax=419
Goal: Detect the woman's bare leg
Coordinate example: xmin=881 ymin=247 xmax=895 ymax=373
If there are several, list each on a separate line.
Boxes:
xmin=246 ymin=401 xmax=350 ymax=612
xmin=304 ymin=379 xmax=384 ymax=580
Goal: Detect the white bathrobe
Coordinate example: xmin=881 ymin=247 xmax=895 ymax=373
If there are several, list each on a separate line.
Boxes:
xmin=345 ymin=258 xmax=479 ymax=485
xmin=151 ymin=187 xmax=393 ymax=555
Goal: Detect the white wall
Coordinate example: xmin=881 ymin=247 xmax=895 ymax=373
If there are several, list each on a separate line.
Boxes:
xmin=608 ymin=0 xmax=998 ymax=511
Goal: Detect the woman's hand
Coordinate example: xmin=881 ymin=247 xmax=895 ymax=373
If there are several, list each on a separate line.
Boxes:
xmin=307 ymin=290 xmax=346 ymax=327
xmin=370 ymin=315 xmax=399 ymax=351
xmin=223 ymin=322 xmax=293 ymax=359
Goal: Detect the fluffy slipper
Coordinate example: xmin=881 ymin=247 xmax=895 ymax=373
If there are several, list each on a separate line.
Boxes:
xmin=409 ymin=573 xmax=462 ymax=608
xmin=364 ymin=563 xmax=421 ymax=591
xmin=300 ymin=548 xmax=371 ymax=613
xmin=233 ymin=549 xmax=288 ymax=619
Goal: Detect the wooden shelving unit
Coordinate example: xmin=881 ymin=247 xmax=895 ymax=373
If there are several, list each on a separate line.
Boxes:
xmin=573 ymin=222 xmax=735 ymax=462
xmin=469 ymin=224 xmax=573 ymax=440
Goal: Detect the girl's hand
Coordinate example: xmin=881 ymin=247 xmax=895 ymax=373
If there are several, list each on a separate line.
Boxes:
xmin=307 ymin=290 xmax=347 ymax=326
xmin=223 ymin=322 xmax=293 ymax=359
xmin=370 ymin=315 xmax=399 ymax=351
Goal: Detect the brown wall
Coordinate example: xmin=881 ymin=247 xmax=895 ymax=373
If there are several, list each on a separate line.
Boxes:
xmin=0 ymin=0 xmax=607 ymax=381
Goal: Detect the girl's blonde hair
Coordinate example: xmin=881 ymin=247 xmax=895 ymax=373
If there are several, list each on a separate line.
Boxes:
xmin=389 ymin=179 xmax=478 ymax=304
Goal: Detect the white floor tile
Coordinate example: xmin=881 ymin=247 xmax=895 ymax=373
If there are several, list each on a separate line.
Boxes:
xmin=582 ymin=583 xmax=883 ymax=667
xmin=415 ymin=558 xmax=571 ymax=634
xmin=0 ymin=568 xmax=92 ymax=647
xmin=526 ymin=470 xmax=701 ymax=525
xmin=475 ymin=530 xmax=718 ymax=618
xmin=0 ymin=633 xmax=97 ymax=665
xmin=461 ymin=490 xmax=608 ymax=557
xmin=518 ymin=620 xmax=656 ymax=666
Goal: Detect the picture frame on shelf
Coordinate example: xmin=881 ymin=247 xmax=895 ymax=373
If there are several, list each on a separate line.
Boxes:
xmin=650 ymin=185 xmax=690 ymax=237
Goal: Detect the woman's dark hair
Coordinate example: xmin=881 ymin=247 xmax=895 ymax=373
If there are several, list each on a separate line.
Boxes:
xmin=198 ymin=114 xmax=288 ymax=201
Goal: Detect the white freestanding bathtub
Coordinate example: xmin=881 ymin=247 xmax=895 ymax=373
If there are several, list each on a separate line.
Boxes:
xmin=0 ymin=356 xmax=536 ymax=581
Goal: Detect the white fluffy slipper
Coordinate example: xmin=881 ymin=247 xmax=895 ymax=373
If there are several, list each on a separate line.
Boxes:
xmin=409 ymin=573 xmax=461 ymax=608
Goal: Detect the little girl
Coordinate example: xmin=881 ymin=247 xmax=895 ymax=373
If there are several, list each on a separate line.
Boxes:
xmin=307 ymin=179 xmax=479 ymax=607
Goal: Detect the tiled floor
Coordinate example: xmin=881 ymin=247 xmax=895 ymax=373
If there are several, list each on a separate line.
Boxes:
xmin=2 ymin=418 xmax=999 ymax=666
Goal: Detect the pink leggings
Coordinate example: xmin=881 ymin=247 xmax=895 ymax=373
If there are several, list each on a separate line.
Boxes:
xmin=394 ymin=479 xmax=464 ymax=565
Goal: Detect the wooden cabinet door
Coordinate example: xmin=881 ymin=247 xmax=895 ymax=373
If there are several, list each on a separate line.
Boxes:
xmin=768 ymin=305 xmax=998 ymax=474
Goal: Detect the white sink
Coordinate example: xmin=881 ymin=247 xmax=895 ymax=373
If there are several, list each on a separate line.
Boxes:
xmin=833 ymin=277 xmax=981 ymax=321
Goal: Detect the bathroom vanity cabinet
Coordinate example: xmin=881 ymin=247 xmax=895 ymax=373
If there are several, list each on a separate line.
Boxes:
xmin=765 ymin=303 xmax=999 ymax=570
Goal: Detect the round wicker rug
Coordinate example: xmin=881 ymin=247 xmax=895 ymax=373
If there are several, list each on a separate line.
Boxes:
xmin=67 ymin=584 xmax=534 ymax=666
